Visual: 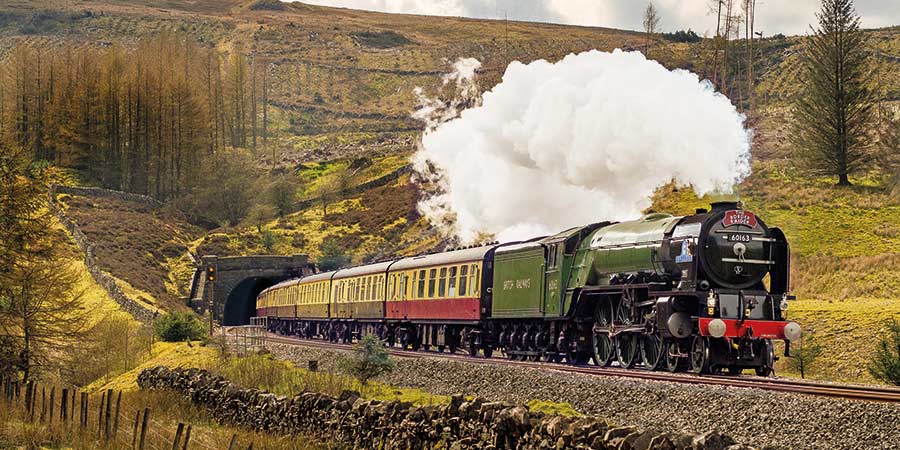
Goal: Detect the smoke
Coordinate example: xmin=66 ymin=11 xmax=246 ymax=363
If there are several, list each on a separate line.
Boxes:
xmin=412 ymin=49 xmax=752 ymax=244
xmin=412 ymin=58 xmax=482 ymax=129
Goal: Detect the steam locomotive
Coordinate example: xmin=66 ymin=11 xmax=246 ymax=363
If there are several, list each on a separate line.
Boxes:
xmin=257 ymin=201 xmax=800 ymax=375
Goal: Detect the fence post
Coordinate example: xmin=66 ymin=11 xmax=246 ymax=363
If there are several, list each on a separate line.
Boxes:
xmin=40 ymin=388 xmax=46 ymax=423
xmin=97 ymin=390 xmax=106 ymax=438
xmin=131 ymin=410 xmax=141 ymax=450
xmin=227 ymin=434 xmax=238 ymax=450
xmin=171 ymin=423 xmax=184 ymax=450
xmin=24 ymin=381 xmax=32 ymax=416
xmin=48 ymin=386 xmax=55 ymax=426
xmin=61 ymin=388 xmax=68 ymax=424
xmin=81 ymin=392 xmax=88 ymax=428
xmin=138 ymin=407 xmax=150 ymax=450
xmin=181 ymin=424 xmax=192 ymax=450
xmin=113 ymin=391 xmax=122 ymax=436
xmin=28 ymin=383 xmax=37 ymax=421
xmin=104 ymin=389 xmax=113 ymax=439
xmin=70 ymin=390 xmax=76 ymax=422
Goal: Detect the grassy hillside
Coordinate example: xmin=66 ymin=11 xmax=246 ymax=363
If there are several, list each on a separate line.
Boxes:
xmin=56 ymin=193 xmax=202 ymax=312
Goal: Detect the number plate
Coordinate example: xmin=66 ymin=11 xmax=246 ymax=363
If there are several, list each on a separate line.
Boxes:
xmin=726 ymin=234 xmax=752 ymax=242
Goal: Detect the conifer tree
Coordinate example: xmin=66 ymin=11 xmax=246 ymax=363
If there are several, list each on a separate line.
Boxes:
xmin=792 ymin=0 xmax=875 ymax=186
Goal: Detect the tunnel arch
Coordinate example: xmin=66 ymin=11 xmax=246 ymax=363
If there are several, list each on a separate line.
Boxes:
xmin=223 ymin=277 xmax=276 ymax=326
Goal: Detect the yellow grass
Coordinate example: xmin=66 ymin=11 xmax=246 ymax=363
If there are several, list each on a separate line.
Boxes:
xmin=85 ymin=342 xmax=218 ymax=393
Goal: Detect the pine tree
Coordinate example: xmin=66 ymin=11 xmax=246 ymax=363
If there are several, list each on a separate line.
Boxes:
xmin=792 ymin=0 xmax=875 ymax=186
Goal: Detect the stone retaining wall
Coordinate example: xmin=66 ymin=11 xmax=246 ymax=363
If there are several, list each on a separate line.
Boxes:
xmin=48 ymin=185 xmax=158 ymax=323
xmin=51 ymin=185 xmax=162 ymax=208
xmin=137 ymin=366 xmax=755 ymax=450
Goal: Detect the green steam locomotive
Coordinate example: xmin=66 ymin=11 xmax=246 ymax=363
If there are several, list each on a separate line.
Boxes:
xmin=259 ymin=201 xmax=800 ymax=375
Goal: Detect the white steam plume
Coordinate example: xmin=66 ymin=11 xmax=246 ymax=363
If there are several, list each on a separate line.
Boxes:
xmin=413 ymin=50 xmax=752 ymax=244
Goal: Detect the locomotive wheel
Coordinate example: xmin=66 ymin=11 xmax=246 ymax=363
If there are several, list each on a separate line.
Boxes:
xmin=595 ymin=300 xmax=613 ymax=328
xmin=615 ymin=290 xmax=635 ymax=326
xmin=690 ymin=336 xmax=712 ymax=374
xmin=640 ymin=335 xmax=664 ymax=370
xmin=755 ymin=340 xmax=775 ymax=377
xmin=665 ymin=341 xmax=688 ymax=372
xmin=615 ymin=333 xmax=637 ymax=368
xmin=467 ymin=339 xmax=478 ymax=357
xmin=591 ymin=333 xmax=613 ymax=367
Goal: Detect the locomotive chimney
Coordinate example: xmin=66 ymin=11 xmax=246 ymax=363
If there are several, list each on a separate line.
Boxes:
xmin=710 ymin=201 xmax=740 ymax=211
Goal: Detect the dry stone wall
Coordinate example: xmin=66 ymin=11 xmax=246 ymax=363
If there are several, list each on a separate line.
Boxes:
xmin=49 ymin=185 xmax=158 ymax=323
xmin=137 ymin=366 xmax=756 ymax=450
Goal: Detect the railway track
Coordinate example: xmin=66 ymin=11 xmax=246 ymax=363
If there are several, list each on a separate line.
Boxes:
xmin=261 ymin=333 xmax=900 ymax=403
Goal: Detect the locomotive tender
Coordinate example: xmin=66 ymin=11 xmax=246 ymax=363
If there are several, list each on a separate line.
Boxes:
xmin=257 ymin=201 xmax=801 ymax=375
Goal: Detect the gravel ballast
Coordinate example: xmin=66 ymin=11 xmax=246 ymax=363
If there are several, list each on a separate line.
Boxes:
xmin=267 ymin=342 xmax=900 ymax=450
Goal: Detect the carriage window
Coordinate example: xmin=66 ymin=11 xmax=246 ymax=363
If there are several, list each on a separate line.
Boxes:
xmin=459 ymin=265 xmax=468 ymax=296
xmin=448 ymin=266 xmax=458 ymax=297
xmin=428 ymin=269 xmax=437 ymax=298
xmin=438 ymin=267 xmax=447 ymax=297
xmin=401 ymin=274 xmax=408 ymax=299
xmin=417 ymin=270 xmax=426 ymax=298
xmin=471 ymin=264 xmax=480 ymax=295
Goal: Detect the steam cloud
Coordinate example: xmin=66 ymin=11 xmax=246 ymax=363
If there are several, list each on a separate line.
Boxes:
xmin=413 ymin=50 xmax=751 ymax=244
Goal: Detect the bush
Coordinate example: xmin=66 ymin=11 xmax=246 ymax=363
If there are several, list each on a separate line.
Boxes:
xmin=338 ymin=335 xmax=395 ymax=385
xmin=786 ymin=332 xmax=823 ymax=379
xmin=317 ymin=236 xmax=350 ymax=271
xmin=154 ymin=312 xmax=206 ymax=342
xmin=661 ymin=29 xmax=702 ymax=43
xmin=869 ymin=318 xmax=900 ymax=385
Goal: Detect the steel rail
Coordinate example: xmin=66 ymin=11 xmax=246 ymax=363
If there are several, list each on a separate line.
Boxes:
xmin=261 ymin=333 xmax=900 ymax=403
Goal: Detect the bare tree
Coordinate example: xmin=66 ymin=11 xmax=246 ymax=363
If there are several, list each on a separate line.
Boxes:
xmin=642 ymin=2 xmax=661 ymax=57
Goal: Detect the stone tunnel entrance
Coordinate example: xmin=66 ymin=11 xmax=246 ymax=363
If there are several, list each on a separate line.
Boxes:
xmin=223 ymin=277 xmax=275 ymax=326
xmin=190 ymin=255 xmax=315 ymax=326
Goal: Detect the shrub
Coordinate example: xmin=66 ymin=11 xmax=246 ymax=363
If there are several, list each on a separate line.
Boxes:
xmin=262 ymin=229 xmax=277 ymax=253
xmin=338 ymin=335 xmax=395 ymax=385
xmin=786 ymin=332 xmax=823 ymax=379
xmin=661 ymin=29 xmax=702 ymax=43
xmin=317 ymin=236 xmax=351 ymax=271
xmin=869 ymin=318 xmax=900 ymax=386
xmin=154 ymin=312 xmax=206 ymax=342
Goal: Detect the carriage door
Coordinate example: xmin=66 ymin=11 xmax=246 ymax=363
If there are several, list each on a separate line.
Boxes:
xmin=543 ymin=243 xmax=563 ymax=317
